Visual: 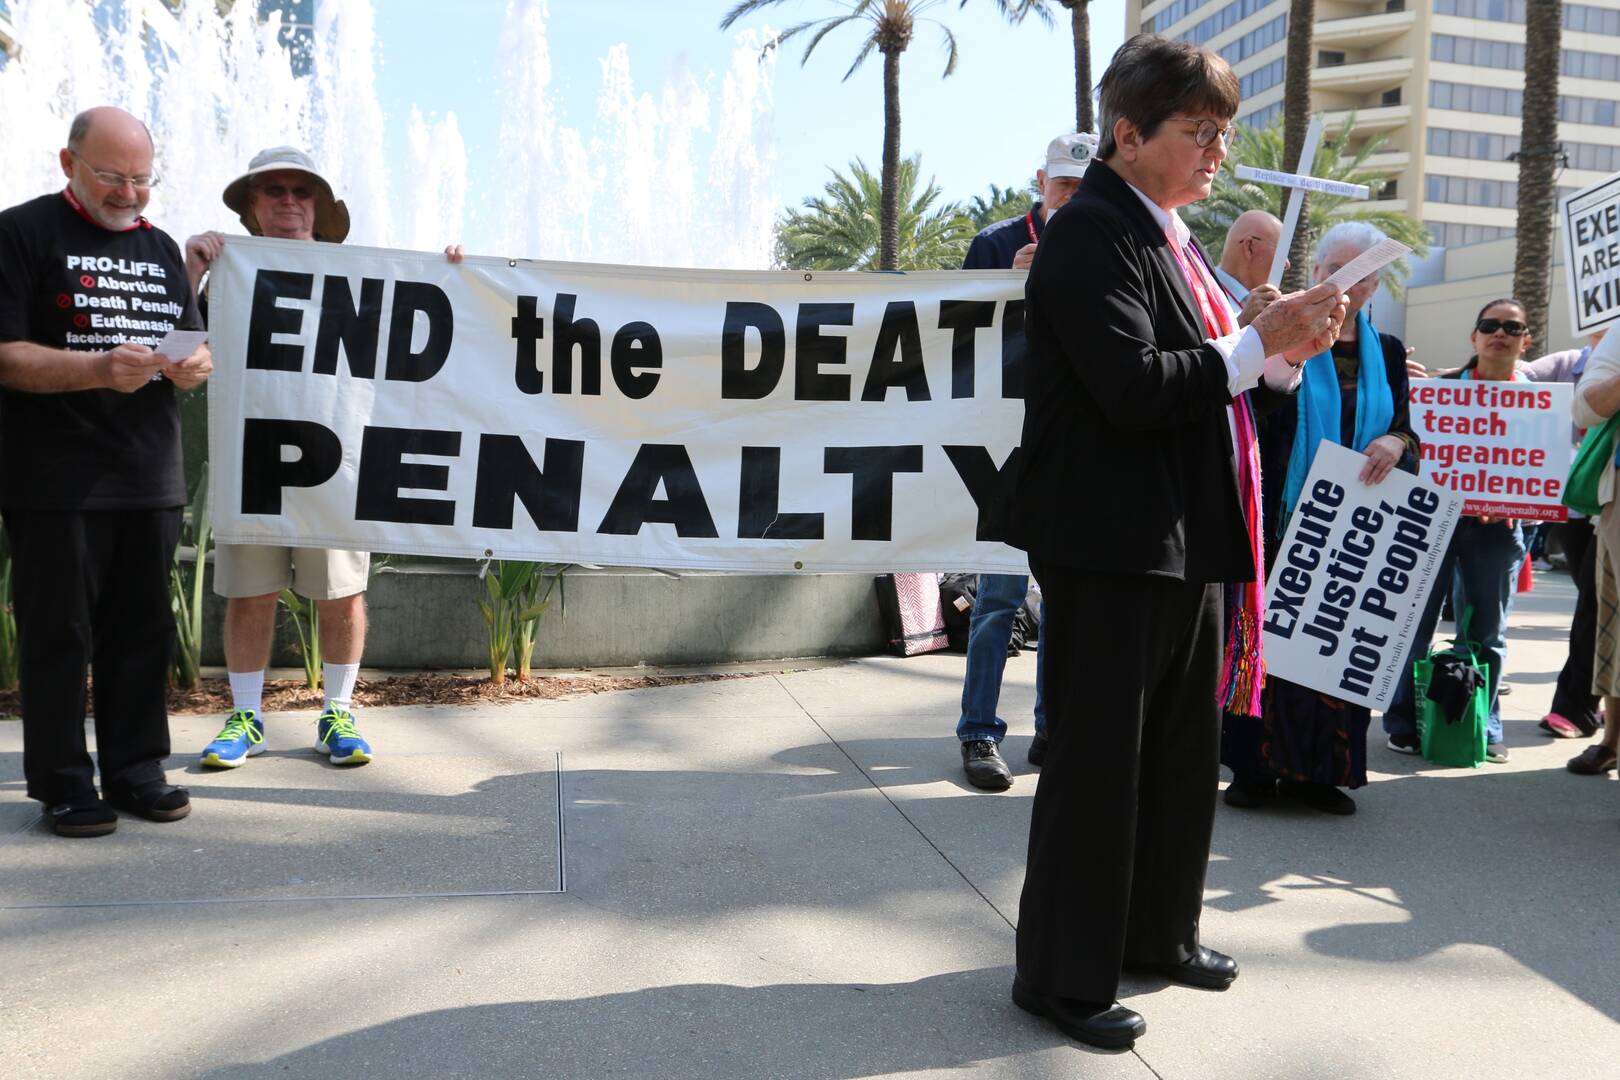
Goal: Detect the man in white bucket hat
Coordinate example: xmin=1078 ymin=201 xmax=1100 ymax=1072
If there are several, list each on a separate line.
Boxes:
xmin=183 ymin=146 xmax=437 ymax=772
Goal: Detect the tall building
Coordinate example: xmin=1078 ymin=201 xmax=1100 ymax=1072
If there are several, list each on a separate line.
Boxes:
xmin=1128 ymin=0 xmax=1620 ymax=250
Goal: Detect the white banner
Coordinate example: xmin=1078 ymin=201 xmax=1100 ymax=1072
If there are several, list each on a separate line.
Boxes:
xmin=1262 ymin=443 xmax=1463 ymax=710
xmin=1561 ymin=171 xmax=1620 ymax=336
xmin=206 ymin=237 xmax=1032 ymax=573
xmin=1410 ymin=378 xmax=1573 ymax=521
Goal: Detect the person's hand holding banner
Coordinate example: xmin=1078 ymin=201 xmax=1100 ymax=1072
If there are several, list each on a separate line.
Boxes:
xmin=1359 ymin=433 xmax=1406 ymax=484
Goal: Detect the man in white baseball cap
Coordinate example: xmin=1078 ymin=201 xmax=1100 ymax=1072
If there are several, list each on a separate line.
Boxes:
xmin=954 ymin=131 xmax=1097 ymax=792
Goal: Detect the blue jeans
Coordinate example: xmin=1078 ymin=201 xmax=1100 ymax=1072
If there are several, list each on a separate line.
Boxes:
xmin=957 ymin=573 xmax=1047 ymax=742
xmin=1383 ymin=518 xmax=1525 ymax=745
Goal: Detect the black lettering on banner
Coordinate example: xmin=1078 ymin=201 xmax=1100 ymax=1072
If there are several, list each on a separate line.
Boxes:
xmin=384 ymin=282 xmax=453 ymax=382
xmin=245 ymin=269 xmax=313 ymax=371
xmin=598 ymin=444 xmax=719 ymax=537
xmin=240 ymin=418 xmax=342 ymax=514
xmin=737 ymin=447 xmax=825 ymax=539
xmin=720 ymin=302 xmax=786 ymax=399
xmin=610 ymin=322 xmax=663 ymax=399
xmin=939 ymin=300 xmax=996 ymax=399
xmin=943 ymin=444 xmax=1020 ymax=541
xmin=512 ymin=294 xmax=546 ymax=394
xmin=860 ymin=301 xmax=930 ymax=401
xmin=313 ymin=276 xmax=384 ymax=378
xmin=796 ymin=302 xmax=854 ymax=401
xmin=471 ymin=434 xmax=585 ymax=531
xmin=553 ymin=293 xmax=601 ymax=395
xmin=825 ymin=445 xmax=925 ymax=541
xmin=1000 ymin=299 xmax=1026 ymax=400
xmin=355 ymin=426 xmax=460 ymax=525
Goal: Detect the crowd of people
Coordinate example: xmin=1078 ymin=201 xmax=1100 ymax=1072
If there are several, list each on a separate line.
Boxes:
xmin=1 ymin=29 xmax=1614 ymax=1056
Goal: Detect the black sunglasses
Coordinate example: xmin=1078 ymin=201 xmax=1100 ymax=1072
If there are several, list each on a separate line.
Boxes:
xmin=1475 ymin=318 xmax=1528 ymax=336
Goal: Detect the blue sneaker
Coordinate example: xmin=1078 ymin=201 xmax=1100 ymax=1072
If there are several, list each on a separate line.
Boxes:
xmin=200 ymin=709 xmax=265 ymax=768
xmin=315 ymin=707 xmax=372 ymax=765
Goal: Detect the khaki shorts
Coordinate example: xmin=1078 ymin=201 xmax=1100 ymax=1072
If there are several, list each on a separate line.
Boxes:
xmin=214 ymin=543 xmax=370 ymax=600
xmin=1593 ymin=506 xmax=1620 ymax=698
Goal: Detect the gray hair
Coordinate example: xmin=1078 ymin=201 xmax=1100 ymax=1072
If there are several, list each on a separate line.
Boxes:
xmin=1314 ymin=220 xmax=1388 ymax=266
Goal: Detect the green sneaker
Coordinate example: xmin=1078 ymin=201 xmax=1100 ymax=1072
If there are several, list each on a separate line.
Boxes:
xmin=315 ymin=707 xmax=372 ymax=765
xmin=200 ymin=709 xmax=266 ymax=768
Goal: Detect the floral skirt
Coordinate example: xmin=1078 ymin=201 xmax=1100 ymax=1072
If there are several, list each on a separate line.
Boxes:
xmin=1221 ymin=678 xmax=1371 ymax=789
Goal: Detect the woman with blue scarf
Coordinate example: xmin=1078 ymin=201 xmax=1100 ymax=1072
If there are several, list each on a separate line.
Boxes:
xmin=1222 ymin=222 xmax=1420 ymax=815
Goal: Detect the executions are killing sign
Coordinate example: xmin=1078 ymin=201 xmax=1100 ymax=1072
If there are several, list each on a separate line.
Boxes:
xmin=207 ymin=237 xmax=1031 ymax=572
xmin=1262 ymin=443 xmax=1463 ymax=710
xmin=1562 ymin=170 xmax=1620 ymax=335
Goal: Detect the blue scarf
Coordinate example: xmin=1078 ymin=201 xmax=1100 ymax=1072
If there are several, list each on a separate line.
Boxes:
xmin=1280 ymin=308 xmax=1394 ymax=528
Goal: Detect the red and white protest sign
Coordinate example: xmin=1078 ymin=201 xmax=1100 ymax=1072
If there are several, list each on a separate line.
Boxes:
xmin=1410 ymin=379 xmax=1573 ymax=521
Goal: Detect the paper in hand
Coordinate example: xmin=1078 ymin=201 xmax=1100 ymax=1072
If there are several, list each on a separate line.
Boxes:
xmin=154 ymin=329 xmax=207 ymax=363
xmin=1322 ymin=238 xmax=1411 ymax=292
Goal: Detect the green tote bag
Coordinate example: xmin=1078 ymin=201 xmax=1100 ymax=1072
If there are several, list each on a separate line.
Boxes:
xmin=1563 ymin=412 xmax=1620 ymax=518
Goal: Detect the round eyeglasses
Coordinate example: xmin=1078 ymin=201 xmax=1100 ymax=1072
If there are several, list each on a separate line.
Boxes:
xmin=1165 ymin=117 xmax=1234 ymax=149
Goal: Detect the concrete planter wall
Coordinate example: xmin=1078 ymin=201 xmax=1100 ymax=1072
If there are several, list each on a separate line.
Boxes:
xmin=194 ymin=561 xmax=889 ymax=669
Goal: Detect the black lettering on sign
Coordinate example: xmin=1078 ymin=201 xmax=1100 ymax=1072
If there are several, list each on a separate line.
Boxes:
xmin=512 ymin=294 xmax=547 ymax=394
xmin=737 ymin=447 xmax=825 ymax=539
xmin=245 ymin=269 xmax=313 ymax=372
xmin=610 ymin=322 xmax=663 ymax=399
xmin=796 ymin=302 xmax=853 ymax=401
xmin=472 ymin=435 xmax=585 ymax=532
xmin=938 ymin=300 xmax=996 ymax=399
xmin=860 ymin=301 xmax=930 ymax=401
xmin=385 ymin=282 xmax=454 ymax=382
xmin=553 ymin=293 xmax=601 ymax=395
xmin=239 ymin=418 xmax=341 ymax=514
xmin=355 ymin=426 xmax=460 ymax=525
xmin=824 ymin=445 xmax=925 ymax=541
xmin=598 ymin=444 xmax=719 ymax=537
xmin=1000 ymin=299 xmax=1026 ymax=400
xmin=720 ymin=302 xmax=786 ymax=399
xmin=943 ymin=444 xmax=1020 ymax=541
xmin=313 ymin=276 xmax=384 ymax=378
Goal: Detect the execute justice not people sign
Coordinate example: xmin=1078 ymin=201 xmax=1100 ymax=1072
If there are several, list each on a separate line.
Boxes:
xmin=1262 ymin=443 xmax=1463 ymax=711
xmin=1409 ymin=378 xmax=1573 ymax=521
xmin=206 ymin=236 xmax=1033 ymax=573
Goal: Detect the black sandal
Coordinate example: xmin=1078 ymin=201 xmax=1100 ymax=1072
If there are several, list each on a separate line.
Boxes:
xmin=45 ymin=801 xmax=118 ymax=838
xmin=105 ymin=782 xmax=191 ymax=822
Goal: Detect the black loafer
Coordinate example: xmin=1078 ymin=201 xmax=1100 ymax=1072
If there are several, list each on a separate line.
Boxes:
xmin=1027 ymin=733 xmax=1048 ymax=767
xmin=1012 ymin=976 xmax=1145 ymax=1049
xmin=1153 ymin=946 xmax=1238 ymax=990
xmin=1223 ymin=776 xmax=1277 ymax=808
xmin=1278 ymin=780 xmax=1355 ymax=816
xmin=105 ymin=781 xmax=191 ymax=822
xmin=961 ymin=740 xmax=1012 ymax=791
xmin=45 ymin=800 xmax=118 ymax=838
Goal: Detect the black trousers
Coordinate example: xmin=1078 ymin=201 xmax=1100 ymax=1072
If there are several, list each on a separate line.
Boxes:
xmin=1017 ymin=561 xmax=1222 ymax=1003
xmin=1551 ymin=519 xmax=1601 ymax=730
xmin=4 ymin=506 xmax=181 ymax=805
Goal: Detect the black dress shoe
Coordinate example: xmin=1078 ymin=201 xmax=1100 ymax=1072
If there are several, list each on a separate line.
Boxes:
xmin=1011 ymin=976 xmax=1145 ymax=1049
xmin=961 ymin=740 xmax=1012 ymax=791
xmin=1027 ymin=733 xmax=1048 ymax=767
xmin=1153 ymin=946 xmax=1238 ymax=990
xmin=105 ymin=781 xmax=191 ymax=822
xmin=1223 ymin=775 xmax=1277 ymax=809
xmin=45 ymin=800 xmax=118 ymax=838
xmin=1278 ymin=780 xmax=1355 ymax=815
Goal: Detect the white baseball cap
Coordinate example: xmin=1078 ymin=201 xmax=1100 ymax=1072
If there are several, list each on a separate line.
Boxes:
xmin=1044 ymin=132 xmax=1098 ymax=180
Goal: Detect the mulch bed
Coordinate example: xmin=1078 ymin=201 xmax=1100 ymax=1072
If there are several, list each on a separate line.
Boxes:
xmin=0 ymin=670 xmax=765 ymax=717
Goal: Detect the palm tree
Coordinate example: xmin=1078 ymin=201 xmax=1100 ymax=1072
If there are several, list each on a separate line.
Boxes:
xmin=966 ymin=180 xmax=1037 ymax=231
xmin=1280 ymin=0 xmax=1316 ymax=291
xmin=1512 ymin=0 xmax=1563 ymax=345
xmin=774 ymin=156 xmax=973 ymax=270
xmin=721 ymin=0 xmax=964 ymax=271
xmin=1185 ymin=114 xmax=1430 ymax=294
xmin=993 ymin=1 xmax=1094 ymax=132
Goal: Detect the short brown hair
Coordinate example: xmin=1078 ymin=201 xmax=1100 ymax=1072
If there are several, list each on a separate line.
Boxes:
xmin=1096 ymin=34 xmax=1240 ymax=160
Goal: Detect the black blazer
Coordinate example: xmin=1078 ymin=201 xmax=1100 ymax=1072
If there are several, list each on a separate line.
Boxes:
xmin=1008 ymin=160 xmax=1258 ymax=586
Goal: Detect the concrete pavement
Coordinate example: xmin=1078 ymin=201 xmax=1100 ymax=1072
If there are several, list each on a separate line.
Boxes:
xmin=1 ymin=571 xmax=1616 ymax=1079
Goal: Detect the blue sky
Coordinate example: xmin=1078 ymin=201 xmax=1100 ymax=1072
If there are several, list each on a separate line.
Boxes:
xmin=371 ymin=0 xmax=1127 ymax=228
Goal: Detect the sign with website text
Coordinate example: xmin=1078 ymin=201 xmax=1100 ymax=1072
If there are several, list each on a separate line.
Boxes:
xmin=206 ymin=236 xmax=1032 ymax=573
xmin=1562 ymin=171 xmax=1620 ymax=336
xmin=1409 ymin=378 xmax=1573 ymax=521
xmin=1263 ymin=443 xmax=1463 ymax=710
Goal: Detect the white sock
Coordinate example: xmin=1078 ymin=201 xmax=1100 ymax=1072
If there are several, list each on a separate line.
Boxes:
xmin=323 ymin=662 xmax=360 ymax=713
xmin=228 ymin=670 xmax=264 ymax=716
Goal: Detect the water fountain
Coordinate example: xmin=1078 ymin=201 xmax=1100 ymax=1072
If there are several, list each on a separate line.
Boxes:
xmin=0 ymin=0 xmax=779 ymax=268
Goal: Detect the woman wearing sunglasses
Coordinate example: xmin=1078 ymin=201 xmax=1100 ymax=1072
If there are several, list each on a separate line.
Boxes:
xmin=1223 ymin=221 xmax=1420 ymax=815
xmin=1380 ymin=297 xmax=1537 ymax=763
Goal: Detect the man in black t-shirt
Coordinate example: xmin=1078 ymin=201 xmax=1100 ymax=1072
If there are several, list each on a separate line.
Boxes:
xmin=0 ymin=106 xmax=212 ymax=838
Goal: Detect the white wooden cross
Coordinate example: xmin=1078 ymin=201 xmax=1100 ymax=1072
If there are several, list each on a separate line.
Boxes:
xmin=1233 ymin=115 xmax=1372 ymax=284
